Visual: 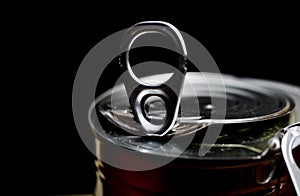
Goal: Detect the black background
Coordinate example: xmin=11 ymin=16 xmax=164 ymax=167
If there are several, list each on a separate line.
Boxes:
xmin=16 ymin=2 xmax=299 ymax=195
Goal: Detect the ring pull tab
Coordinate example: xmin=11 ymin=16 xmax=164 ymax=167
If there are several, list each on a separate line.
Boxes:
xmin=120 ymin=21 xmax=187 ymax=136
xmin=281 ymin=122 xmax=300 ymax=195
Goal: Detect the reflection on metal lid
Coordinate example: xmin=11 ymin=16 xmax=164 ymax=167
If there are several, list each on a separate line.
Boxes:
xmin=94 ymin=72 xmax=299 ymax=160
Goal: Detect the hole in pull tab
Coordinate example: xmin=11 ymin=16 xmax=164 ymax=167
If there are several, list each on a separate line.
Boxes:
xmin=122 ymin=31 xmax=184 ymax=86
xmin=144 ymin=96 xmax=167 ymax=125
xmin=130 ymin=61 xmax=174 ymax=85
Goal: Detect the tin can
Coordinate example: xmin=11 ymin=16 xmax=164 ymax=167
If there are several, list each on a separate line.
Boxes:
xmin=88 ymin=21 xmax=300 ymax=196
xmin=90 ymin=72 xmax=300 ymax=196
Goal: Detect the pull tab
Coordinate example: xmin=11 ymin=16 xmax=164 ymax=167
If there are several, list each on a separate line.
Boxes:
xmin=281 ymin=122 xmax=300 ymax=195
xmin=120 ymin=21 xmax=187 ymax=136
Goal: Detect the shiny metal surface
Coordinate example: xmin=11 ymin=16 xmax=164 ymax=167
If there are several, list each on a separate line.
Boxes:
xmin=119 ymin=21 xmax=187 ymax=136
xmin=90 ymin=72 xmax=300 ymax=195
xmin=282 ymin=123 xmax=300 ymax=195
xmin=90 ymin=72 xmax=298 ymax=160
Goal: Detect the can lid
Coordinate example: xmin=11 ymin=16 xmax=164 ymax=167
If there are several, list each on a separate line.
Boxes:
xmin=92 ymin=72 xmax=298 ymax=160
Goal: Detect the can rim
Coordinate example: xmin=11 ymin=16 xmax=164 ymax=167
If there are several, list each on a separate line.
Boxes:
xmin=90 ymin=72 xmax=300 ymax=161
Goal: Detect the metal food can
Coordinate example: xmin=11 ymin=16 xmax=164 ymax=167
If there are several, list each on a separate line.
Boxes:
xmin=88 ymin=22 xmax=300 ymax=196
